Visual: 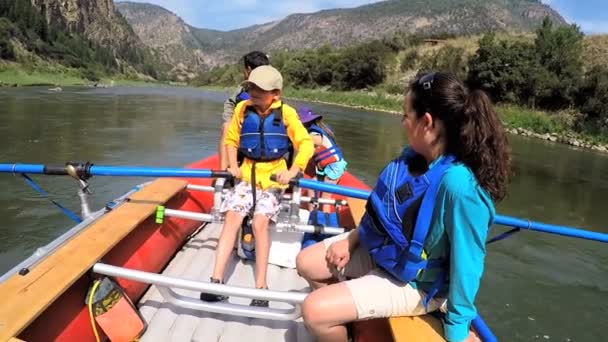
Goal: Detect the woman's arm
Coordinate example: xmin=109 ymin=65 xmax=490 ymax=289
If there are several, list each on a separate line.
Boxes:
xmin=442 ymin=173 xmax=493 ymax=342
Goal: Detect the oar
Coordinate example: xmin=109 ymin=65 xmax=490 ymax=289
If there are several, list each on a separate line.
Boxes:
xmin=287 ymin=177 xmax=608 ymax=244
xmin=3 ymin=163 xmax=607 ymax=243
xmin=0 ymin=163 xmax=232 ymax=179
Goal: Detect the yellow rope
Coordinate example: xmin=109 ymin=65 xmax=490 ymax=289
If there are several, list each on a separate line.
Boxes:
xmin=88 ymin=279 xmax=101 ymax=342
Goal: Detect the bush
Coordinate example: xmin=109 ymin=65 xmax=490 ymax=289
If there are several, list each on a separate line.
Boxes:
xmin=82 ymin=68 xmax=100 ymax=82
xmin=577 ymin=65 xmax=608 ymax=129
xmin=400 ymin=50 xmax=418 ymax=71
xmin=419 ymin=45 xmax=467 ymax=80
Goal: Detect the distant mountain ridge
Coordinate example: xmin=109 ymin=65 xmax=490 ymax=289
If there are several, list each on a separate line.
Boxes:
xmin=116 ymin=0 xmax=567 ymax=78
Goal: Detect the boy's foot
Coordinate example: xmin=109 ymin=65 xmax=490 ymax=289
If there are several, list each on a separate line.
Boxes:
xmin=250 ymin=286 xmax=269 ymax=307
xmin=250 ymin=299 xmax=269 ymax=307
xmin=200 ymin=277 xmax=228 ymax=302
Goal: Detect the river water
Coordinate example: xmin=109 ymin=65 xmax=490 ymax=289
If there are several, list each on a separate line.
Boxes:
xmin=0 ymin=86 xmax=605 ymax=341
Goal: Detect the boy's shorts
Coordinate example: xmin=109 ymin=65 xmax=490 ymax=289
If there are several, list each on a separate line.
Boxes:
xmin=220 ymin=181 xmax=283 ymax=222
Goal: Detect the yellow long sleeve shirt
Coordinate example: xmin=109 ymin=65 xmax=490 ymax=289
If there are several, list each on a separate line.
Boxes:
xmin=224 ymin=100 xmax=314 ymax=190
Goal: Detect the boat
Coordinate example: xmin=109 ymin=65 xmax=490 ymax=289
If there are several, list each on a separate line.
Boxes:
xmin=0 ymin=154 xmax=457 ymax=342
xmin=1 ymin=154 xmax=605 ymax=342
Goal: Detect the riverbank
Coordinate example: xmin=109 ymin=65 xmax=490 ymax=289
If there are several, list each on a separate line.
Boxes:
xmin=281 ymin=87 xmax=608 ymax=154
xmin=0 ymin=66 xmax=160 ymax=88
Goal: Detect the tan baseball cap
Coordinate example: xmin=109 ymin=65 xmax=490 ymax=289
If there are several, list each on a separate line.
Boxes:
xmin=242 ymin=65 xmax=283 ymax=91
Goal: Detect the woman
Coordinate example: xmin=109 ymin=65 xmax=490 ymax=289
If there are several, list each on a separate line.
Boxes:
xmin=296 ymin=72 xmax=511 ymax=342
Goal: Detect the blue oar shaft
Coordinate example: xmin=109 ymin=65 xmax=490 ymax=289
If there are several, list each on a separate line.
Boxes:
xmin=472 ymin=315 xmax=498 ymax=342
xmin=0 ymin=164 xmax=45 ymax=174
xmin=0 ymin=163 xmax=231 ymax=179
xmin=89 ymin=166 xmax=215 ymax=178
xmin=494 ymin=215 xmax=608 ymax=243
xmin=294 ymin=178 xmax=608 ymax=244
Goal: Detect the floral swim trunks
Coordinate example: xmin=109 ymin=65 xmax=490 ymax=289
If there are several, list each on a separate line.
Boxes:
xmin=219 ymin=181 xmax=283 ymax=222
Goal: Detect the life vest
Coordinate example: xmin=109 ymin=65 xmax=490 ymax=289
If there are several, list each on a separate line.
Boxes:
xmin=238 ymin=102 xmax=290 ymax=162
xmin=235 ymin=89 xmax=250 ymax=104
xmin=358 ymin=148 xmax=455 ymax=285
xmin=309 ymin=123 xmax=343 ymax=169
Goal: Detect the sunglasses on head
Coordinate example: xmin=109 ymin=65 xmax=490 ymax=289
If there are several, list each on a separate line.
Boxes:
xmin=418 ymin=72 xmax=436 ymax=92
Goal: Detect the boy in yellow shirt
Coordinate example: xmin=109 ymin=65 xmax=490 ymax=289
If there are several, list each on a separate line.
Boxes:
xmin=201 ymin=65 xmax=314 ymax=307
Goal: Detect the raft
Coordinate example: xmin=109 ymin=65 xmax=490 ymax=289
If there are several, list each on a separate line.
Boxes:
xmin=0 ymin=154 xmax=482 ymax=342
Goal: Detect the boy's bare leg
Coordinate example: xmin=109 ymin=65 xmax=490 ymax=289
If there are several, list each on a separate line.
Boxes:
xmin=252 ymin=213 xmax=270 ymax=288
xmin=211 ymin=210 xmax=244 ymax=280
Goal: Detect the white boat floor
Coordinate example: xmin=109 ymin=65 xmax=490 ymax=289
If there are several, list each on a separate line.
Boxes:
xmin=137 ymin=222 xmax=314 ymax=342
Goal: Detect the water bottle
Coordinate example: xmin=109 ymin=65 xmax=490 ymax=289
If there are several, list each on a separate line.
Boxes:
xmin=241 ymin=219 xmax=255 ymax=260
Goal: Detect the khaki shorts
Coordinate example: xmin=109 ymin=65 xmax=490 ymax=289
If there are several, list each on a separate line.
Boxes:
xmin=322 ymin=232 xmax=447 ymax=320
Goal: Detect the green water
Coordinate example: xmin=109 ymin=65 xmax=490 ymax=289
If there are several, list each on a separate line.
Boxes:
xmin=0 ymin=86 xmax=605 ymax=341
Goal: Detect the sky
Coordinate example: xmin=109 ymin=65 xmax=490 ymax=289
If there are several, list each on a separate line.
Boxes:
xmin=116 ymin=0 xmax=608 ymax=34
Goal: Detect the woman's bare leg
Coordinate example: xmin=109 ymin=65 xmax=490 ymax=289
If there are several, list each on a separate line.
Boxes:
xmin=302 ymin=282 xmax=358 ymax=342
xmin=296 ymin=241 xmax=336 ymax=289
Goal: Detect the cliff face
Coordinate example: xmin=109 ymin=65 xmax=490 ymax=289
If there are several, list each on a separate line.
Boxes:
xmin=116 ymin=2 xmax=218 ymax=79
xmin=31 ymin=0 xmax=147 ymax=63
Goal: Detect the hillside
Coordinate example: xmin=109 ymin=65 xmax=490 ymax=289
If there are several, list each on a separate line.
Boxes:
xmin=115 ymin=2 xmax=220 ymax=80
xmin=0 ymin=0 xmax=158 ymax=82
xmin=117 ymin=0 xmax=566 ymax=75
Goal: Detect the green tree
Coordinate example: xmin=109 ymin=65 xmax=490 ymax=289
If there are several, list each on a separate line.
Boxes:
xmin=577 ymin=65 xmax=608 ymax=129
xmin=534 ymin=17 xmax=584 ymax=108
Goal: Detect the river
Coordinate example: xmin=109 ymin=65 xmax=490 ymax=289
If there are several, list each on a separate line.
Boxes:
xmin=0 ymin=86 xmax=605 ymax=341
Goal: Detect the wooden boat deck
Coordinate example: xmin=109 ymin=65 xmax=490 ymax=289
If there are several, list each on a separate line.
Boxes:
xmin=138 ymin=222 xmax=314 ymax=342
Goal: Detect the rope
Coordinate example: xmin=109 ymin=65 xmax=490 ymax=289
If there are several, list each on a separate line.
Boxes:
xmin=486 ymin=227 xmax=521 ymax=245
xmin=88 ymin=279 xmax=101 ymax=342
xmin=20 ymin=173 xmax=82 ymax=223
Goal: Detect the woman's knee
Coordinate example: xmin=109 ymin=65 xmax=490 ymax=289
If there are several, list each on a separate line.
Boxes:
xmin=296 ymin=244 xmax=322 ymax=279
xmin=302 ymin=291 xmax=325 ymax=329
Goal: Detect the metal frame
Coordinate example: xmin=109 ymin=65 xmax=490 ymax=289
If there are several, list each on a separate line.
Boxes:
xmin=162 ymin=208 xmax=345 ymax=235
xmin=93 ymin=263 xmax=307 ymax=321
xmin=186 ymin=183 xmax=347 ymax=206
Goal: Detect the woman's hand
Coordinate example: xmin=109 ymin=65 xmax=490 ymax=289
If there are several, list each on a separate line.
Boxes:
xmin=463 ymin=329 xmax=482 ymax=342
xmin=325 ymin=238 xmax=351 ymax=272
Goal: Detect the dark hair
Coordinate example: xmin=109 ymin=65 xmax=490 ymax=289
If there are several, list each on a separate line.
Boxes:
xmin=243 ymin=51 xmax=270 ymax=70
xmin=409 ymin=72 xmax=511 ymax=202
xmin=315 ymin=120 xmax=336 ymax=140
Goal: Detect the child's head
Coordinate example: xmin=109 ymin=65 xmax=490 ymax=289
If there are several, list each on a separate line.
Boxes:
xmin=242 ymin=65 xmax=282 ymax=112
xmin=297 ymin=107 xmax=323 ymax=128
xmin=242 ymin=51 xmax=270 ymax=79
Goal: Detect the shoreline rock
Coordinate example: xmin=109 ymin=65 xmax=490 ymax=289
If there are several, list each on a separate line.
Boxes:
xmin=505 ymin=127 xmax=608 ymax=154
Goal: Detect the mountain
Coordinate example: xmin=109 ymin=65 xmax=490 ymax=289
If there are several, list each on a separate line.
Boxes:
xmin=116 ymin=0 xmax=567 ymax=74
xmin=31 ymin=0 xmax=155 ymax=72
xmin=115 ymin=2 xmax=219 ymax=79
xmin=0 ymin=0 xmax=158 ymax=79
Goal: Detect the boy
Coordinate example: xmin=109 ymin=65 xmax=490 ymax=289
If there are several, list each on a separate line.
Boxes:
xmin=201 ymin=65 xmax=314 ymax=307
xmin=219 ymin=51 xmax=270 ymax=170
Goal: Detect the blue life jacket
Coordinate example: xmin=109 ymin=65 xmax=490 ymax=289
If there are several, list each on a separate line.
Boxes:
xmin=238 ymin=105 xmax=290 ymax=162
xmin=359 ymin=148 xmax=455 ymax=287
xmin=308 ymin=123 xmax=343 ymax=169
xmin=235 ymin=89 xmax=250 ymax=104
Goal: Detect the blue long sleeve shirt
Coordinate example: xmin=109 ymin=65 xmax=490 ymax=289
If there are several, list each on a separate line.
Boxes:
xmin=410 ymin=161 xmax=495 ymax=342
